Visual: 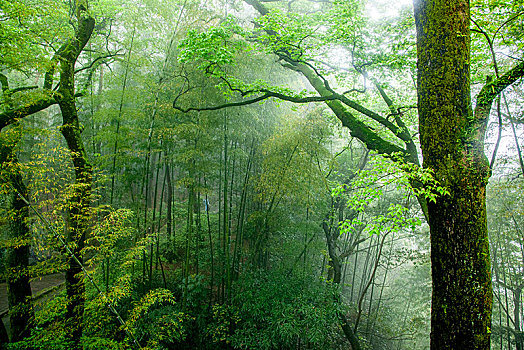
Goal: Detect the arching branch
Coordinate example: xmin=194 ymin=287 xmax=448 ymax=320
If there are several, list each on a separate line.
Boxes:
xmin=473 ymin=60 xmax=524 ymax=138
xmin=173 ymin=90 xmax=340 ymax=112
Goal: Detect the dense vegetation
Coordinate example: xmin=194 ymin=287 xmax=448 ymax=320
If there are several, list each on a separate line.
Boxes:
xmin=0 ymin=0 xmax=523 ymax=349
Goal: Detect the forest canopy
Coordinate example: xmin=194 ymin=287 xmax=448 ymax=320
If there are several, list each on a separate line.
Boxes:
xmin=0 ymin=0 xmax=523 ymax=349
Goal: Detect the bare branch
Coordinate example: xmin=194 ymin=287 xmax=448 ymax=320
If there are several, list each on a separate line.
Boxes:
xmin=74 ymin=52 xmax=122 ymax=75
xmin=173 ymin=89 xmax=340 ymax=112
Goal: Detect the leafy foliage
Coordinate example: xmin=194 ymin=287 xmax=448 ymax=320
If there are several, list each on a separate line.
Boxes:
xmin=227 ymin=270 xmax=339 ymax=350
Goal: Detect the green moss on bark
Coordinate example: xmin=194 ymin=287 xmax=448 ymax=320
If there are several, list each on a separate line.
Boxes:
xmin=414 ymin=0 xmax=493 ymax=348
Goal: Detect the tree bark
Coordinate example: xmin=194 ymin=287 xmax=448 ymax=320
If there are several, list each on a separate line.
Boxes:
xmin=0 ymin=318 xmax=8 ymax=348
xmin=56 ymin=1 xmax=94 ymax=347
xmin=414 ymin=0 xmax=492 ymax=348
xmin=0 ymin=136 xmax=34 ymax=343
xmin=322 ymin=201 xmax=361 ymax=350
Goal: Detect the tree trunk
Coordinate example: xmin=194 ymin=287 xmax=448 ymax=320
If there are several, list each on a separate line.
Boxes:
xmin=0 ymin=137 xmax=34 ymax=343
xmin=59 ymin=92 xmax=92 ymax=349
xmin=166 ymin=163 xmax=173 ymax=241
xmin=204 ymin=176 xmax=214 ymax=305
xmin=514 ymin=287 xmax=523 ymax=350
xmin=56 ymin=2 xmax=95 ymax=347
xmin=414 ymin=0 xmax=492 ymax=348
xmin=0 ymin=318 xmax=8 ymax=348
xmin=322 ymin=202 xmax=361 ymax=350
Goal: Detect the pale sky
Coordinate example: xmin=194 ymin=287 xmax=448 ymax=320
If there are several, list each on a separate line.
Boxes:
xmin=366 ymin=0 xmax=413 ymax=21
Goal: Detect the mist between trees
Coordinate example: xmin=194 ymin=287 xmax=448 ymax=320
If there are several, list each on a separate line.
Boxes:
xmin=0 ymin=0 xmax=523 ymax=349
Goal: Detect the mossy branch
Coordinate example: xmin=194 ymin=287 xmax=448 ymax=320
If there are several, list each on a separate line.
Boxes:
xmin=0 ymin=92 xmax=60 ymax=131
xmin=474 ymin=60 xmax=524 ymax=123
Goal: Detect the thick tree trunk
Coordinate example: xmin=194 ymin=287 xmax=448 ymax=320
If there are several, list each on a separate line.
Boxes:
xmin=0 ymin=141 xmax=34 ymax=343
xmin=414 ymin=0 xmax=492 ymax=348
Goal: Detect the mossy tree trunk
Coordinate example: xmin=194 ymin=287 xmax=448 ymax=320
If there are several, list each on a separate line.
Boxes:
xmin=415 ymin=0 xmax=524 ymax=344
xmin=414 ymin=0 xmax=493 ymax=348
xmin=56 ymin=1 xmax=94 ymax=347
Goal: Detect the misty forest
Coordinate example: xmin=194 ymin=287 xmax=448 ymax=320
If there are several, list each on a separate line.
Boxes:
xmin=0 ymin=0 xmax=523 ymax=349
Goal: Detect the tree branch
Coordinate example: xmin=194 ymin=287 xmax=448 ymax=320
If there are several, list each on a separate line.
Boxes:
xmin=0 ymin=92 xmax=60 ymax=131
xmin=244 ymin=0 xmax=270 ymax=15
xmin=174 ymin=89 xmax=341 ymax=112
xmin=175 ymin=0 xmax=413 ymax=160
xmin=472 ymin=60 xmax=524 ymax=145
xmin=288 ymin=61 xmax=410 ymax=156
xmin=74 ymin=52 xmax=121 ymax=75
